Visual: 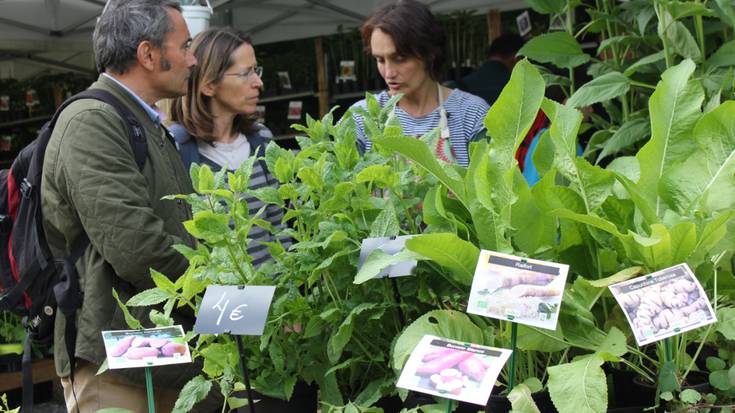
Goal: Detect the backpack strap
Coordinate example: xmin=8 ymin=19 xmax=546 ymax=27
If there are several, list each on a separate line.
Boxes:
xmin=72 ymin=89 xmax=148 ymax=171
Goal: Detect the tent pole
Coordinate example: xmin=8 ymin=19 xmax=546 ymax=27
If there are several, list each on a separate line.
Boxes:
xmin=315 ymin=37 xmax=328 ymax=118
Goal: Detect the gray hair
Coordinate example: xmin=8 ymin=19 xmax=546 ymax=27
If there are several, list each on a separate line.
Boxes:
xmin=93 ymin=0 xmax=182 ymax=74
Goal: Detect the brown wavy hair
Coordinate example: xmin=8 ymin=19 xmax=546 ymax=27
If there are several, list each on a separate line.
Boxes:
xmin=169 ymin=27 xmax=255 ymax=141
xmin=361 ymin=0 xmax=447 ymax=81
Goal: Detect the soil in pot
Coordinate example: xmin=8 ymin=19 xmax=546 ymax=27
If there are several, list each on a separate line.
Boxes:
xmin=608 ymin=368 xmax=656 ymax=409
xmin=0 ymin=352 xmax=22 ymax=373
xmin=236 ymin=381 xmax=318 ymax=413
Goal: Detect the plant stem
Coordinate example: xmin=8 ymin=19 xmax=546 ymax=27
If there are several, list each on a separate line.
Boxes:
xmin=657 ymin=3 xmax=674 ymax=68
xmin=508 ymin=322 xmax=518 ymax=391
xmin=630 ymin=80 xmax=656 ymax=90
xmin=619 ymin=358 xmax=655 ymax=383
xmin=694 ymin=6 xmax=706 ymax=62
xmin=567 ymin=0 xmax=577 ymax=96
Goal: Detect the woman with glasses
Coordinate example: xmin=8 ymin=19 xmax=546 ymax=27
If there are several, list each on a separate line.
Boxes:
xmin=169 ymin=27 xmax=283 ymax=268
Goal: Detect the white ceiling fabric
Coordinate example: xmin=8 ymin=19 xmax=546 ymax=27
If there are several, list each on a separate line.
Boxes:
xmin=0 ymin=0 xmax=525 ymax=79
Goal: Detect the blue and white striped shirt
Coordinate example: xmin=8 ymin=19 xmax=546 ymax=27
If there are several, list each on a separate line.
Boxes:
xmin=351 ymin=89 xmax=490 ymax=166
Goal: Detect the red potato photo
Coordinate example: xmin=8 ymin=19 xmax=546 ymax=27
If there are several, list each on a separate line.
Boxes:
xmin=413 ymin=347 xmax=493 ymax=396
xmin=102 ymin=326 xmax=192 ymax=370
xmin=109 ymin=336 xmax=135 ymax=357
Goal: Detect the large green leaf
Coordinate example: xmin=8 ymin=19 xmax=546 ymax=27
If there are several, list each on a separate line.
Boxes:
xmin=405 ymin=233 xmax=480 ymax=286
xmin=660 ymin=101 xmax=735 ymax=214
xmin=716 ymin=308 xmax=735 ymax=340
xmin=485 ymin=59 xmax=546 ymax=168
xmin=518 ymin=32 xmax=591 ymax=69
xmin=545 ymin=99 xmax=615 ymax=212
xmin=373 ymin=136 xmax=466 ymax=204
xmin=353 ymin=248 xmax=425 ymax=284
xmin=636 ymin=59 xmax=703 ymax=216
xmin=392 ymin=310 xmax=483 ymax=371
xmin=657 ymin=8 xmax=702 ymax=60
xmin=547 ymin=354 xmax=607 ymax=413
xmin=567 ymin=72 xmax=631 ymax=109
xmin=508 ymin=383 xmax=541 ymax=413
xmin=511 ymin=169 xmax=556 ymax=254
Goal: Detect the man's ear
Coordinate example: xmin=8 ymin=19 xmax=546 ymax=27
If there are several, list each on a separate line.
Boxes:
xmin=137 ymin=40 xmax=157 ymax=71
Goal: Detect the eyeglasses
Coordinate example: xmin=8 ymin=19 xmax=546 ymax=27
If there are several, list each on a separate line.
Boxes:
xmin=223 ymin=65 xmax=263 ymax=81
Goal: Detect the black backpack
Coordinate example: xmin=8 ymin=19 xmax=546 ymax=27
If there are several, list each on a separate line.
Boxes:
xmin=0 ymin=89 xmax=147 ymax=412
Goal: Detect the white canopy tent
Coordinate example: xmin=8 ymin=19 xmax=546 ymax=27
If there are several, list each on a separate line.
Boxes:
xmin=0 ymin=0 xmax=525 ymax=80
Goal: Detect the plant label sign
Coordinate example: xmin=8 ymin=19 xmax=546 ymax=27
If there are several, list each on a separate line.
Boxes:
xmin=102 ymin=325 xmax=191 ymax=370
xmin=397 ymin=334 xmax=512 ymax=406
xmin=357 ymin=235 xmax=417 ymax=279
xmin=467 ymin=250 xmax=569 ymax=330
xmin=609 ymin=263 xmax=716 ymax=346
xmin=193 ymin=285 xmax=276 ymax=336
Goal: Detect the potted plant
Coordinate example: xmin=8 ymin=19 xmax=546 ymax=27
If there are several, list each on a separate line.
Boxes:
xmin=0 ymin=311 xmax=23 ymax=373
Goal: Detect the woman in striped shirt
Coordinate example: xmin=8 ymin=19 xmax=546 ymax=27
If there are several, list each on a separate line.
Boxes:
xmin=168 ymin=27 xmax=286 ymax=267
xmin=351 ymin=0 xmax=490 ymax=167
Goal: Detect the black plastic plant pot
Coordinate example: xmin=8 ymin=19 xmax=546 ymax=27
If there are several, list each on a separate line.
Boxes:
xmin=0 ymin=350 xmax=22 ymax=373
xmin=237 ymin=381 xmax=318 ymax=413
xmin=608 ymin=368 xmax=656 ymax=410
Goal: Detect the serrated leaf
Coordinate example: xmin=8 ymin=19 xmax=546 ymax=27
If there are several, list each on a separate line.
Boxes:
xmin=126 ymin=288 xmax=170 ymax=307
xmin=548 ymin=354 xmax=607 ymax=413
xmin=370 ymin=203 xmax=400 ymax=237
xmin=172 ymin=376 xmax=213 ymax=413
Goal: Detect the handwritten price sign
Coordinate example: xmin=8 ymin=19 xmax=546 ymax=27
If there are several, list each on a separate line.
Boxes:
xmin=194 ymin=285 xmax=276 ymax=336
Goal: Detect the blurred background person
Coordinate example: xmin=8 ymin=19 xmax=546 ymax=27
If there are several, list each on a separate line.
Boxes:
xmin=458 ymin=32 xmax=525 ymax=107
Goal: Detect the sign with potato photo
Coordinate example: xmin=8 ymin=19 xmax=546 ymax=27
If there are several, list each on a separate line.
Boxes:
xmin=609 ymin=263 xmax=716 ymax=346
xmin=467 ymin=250 xmax=569 ymax=330
xmin=396 ymin=335 xmax=512 ymax=406
xmin=102 ymin=325 xmax=191 ymax=369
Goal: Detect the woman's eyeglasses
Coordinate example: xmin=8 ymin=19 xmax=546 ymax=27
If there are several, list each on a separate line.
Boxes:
xmin=223 ymin=65 xmax=263 ymax=80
